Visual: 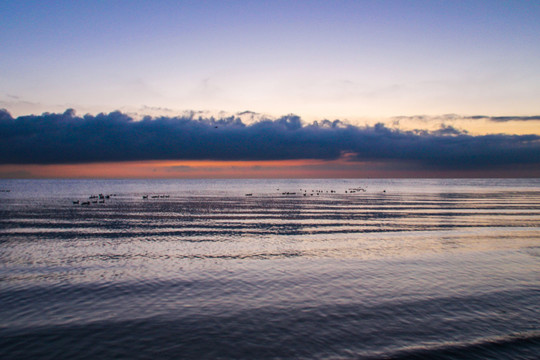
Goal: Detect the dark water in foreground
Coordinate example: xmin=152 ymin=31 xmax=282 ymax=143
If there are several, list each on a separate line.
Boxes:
xmin=1 ymin=179 xmax=539 ymax=359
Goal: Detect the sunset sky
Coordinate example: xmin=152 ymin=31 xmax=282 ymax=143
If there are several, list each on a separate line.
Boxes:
xmin=1 ymin=1 xmax=539 ymax=178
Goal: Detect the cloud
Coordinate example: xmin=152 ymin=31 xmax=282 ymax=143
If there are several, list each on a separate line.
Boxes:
xmin=391 ymin=114 xmax=463 ymax=124
xmin=466 ymin=115 xmax=540 ymax=122
xmin=0 ymin=109 xmax=539 ymax=172
xmin=392 ymin=114 xmax=540 ymax=123
xmin=140 ymin=105 xmax=175 ymax=113
xmin=0 ymin=108 xmax=13 ymax=121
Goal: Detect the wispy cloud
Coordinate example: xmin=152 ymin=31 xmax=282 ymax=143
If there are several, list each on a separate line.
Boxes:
xmin=1 ymin=109 xmax=539 ymax=172
xmin=466 ymin=115 xmax=540 ymax=122
xmin=392 ymin=114 xmax=540 ymax=123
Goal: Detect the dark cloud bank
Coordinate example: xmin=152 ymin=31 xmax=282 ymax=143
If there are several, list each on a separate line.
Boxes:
xmin=1 ymin=109 xmax=539 ymax=172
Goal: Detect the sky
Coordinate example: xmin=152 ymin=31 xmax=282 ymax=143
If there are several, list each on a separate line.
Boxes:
xmin=1 ymin=0 xmax=539 ymax=178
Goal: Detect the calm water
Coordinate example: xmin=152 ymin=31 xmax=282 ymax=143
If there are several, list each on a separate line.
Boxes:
xmin=1 ymin=179 xmax=539 ymax=359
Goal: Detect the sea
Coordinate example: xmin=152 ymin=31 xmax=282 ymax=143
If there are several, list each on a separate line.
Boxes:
xmin=1 ymin=178 xmax=539 ymax=360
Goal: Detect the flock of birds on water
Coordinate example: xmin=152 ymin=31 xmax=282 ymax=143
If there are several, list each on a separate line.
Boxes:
xmin=71 ymin=187 xmax=386 ymax=206
xmin=71 ymin=193 xmax=172 ymax=206
xmin=72 ymin=193 xmax=116 ymax=206
xmin=269 ymin=187 xmax=375 ymax=197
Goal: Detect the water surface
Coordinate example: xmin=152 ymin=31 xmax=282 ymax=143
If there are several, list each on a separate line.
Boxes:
xmin=1 ymin=179 xmax=539 ymax=359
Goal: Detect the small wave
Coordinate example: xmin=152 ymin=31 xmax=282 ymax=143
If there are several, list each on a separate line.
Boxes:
xmin=370 ymin=331 xmax=540 ymax=360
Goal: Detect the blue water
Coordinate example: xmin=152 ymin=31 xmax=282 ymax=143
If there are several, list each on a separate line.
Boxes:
xmin=1 ymin=179 xmax=539 ymax=359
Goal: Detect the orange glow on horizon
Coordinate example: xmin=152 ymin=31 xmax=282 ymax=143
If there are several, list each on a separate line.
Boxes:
xmin=1 ymin=158 xmax=538 ymax=179
xmin=133 ymin=159 xmax=324 ymax=168
xmin=0 ymin=159 xmax=357 ymax=179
